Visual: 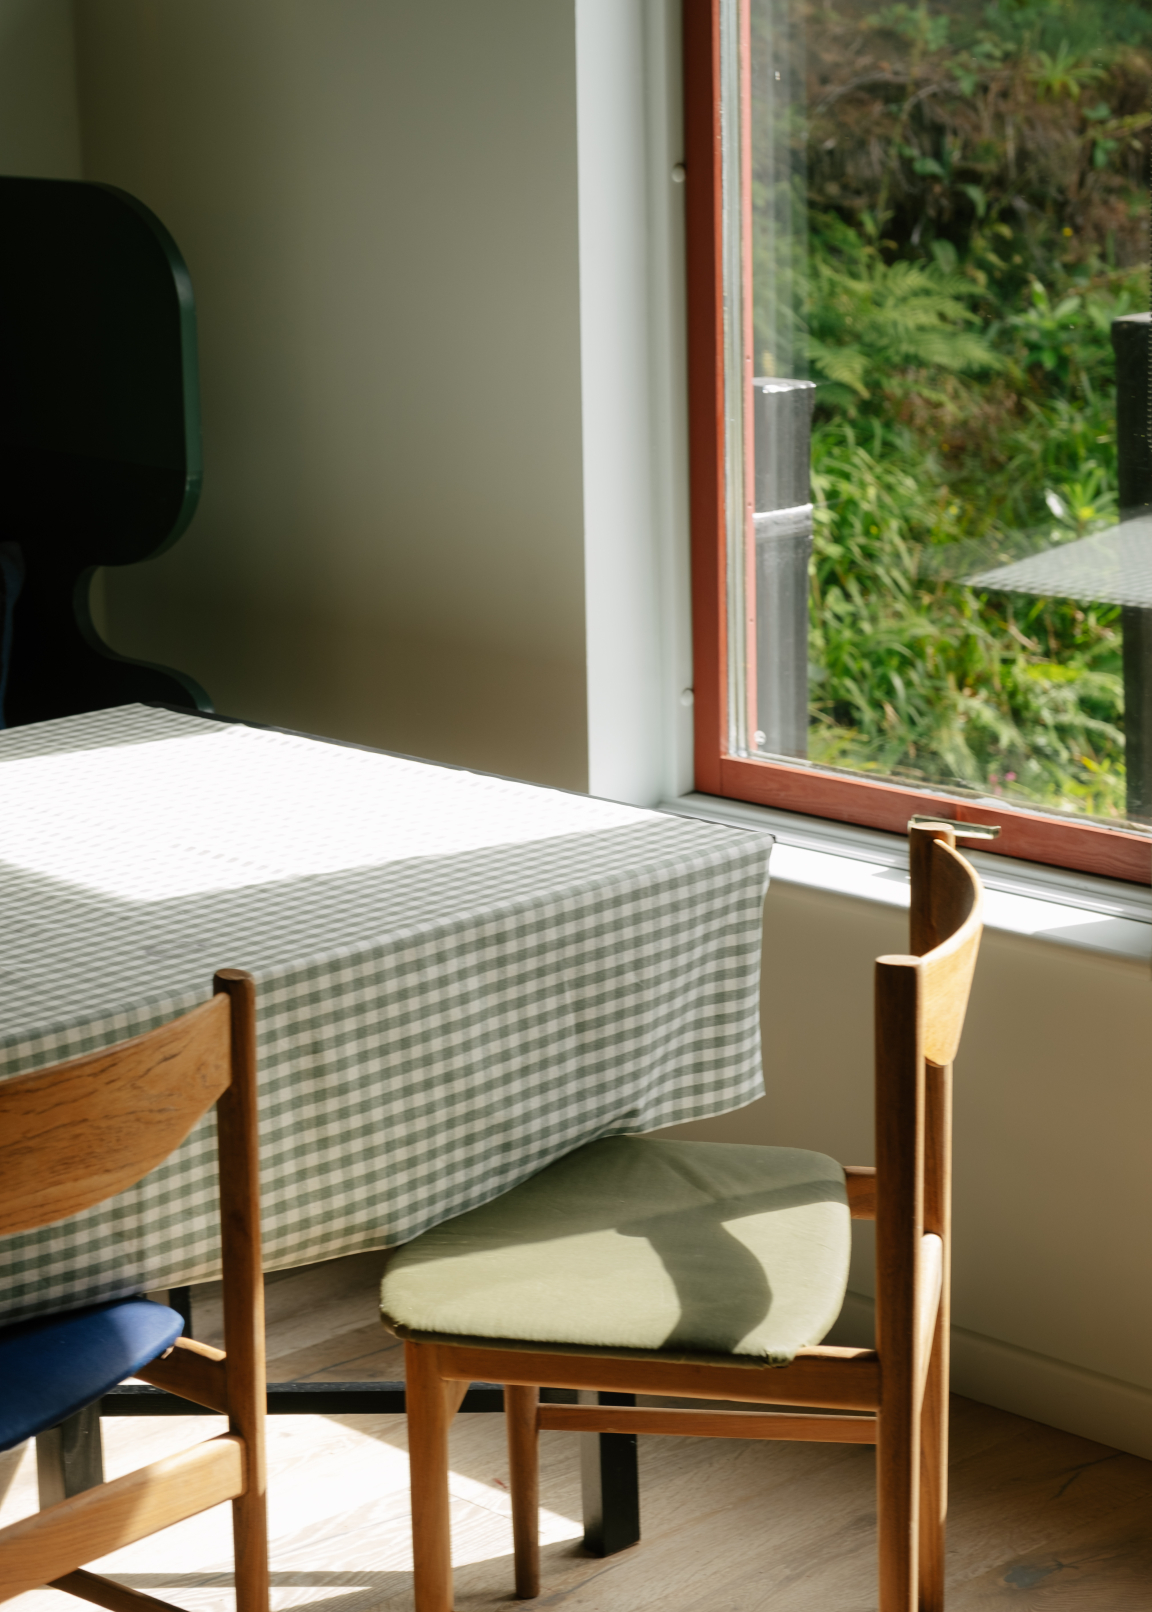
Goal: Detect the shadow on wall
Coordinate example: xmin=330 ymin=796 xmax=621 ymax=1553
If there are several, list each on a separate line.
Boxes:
xmin=103 ymin=581 xmax=589 ymax=792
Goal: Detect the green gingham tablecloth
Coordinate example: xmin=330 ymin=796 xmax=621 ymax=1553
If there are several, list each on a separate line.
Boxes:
xmin=0 ymin=705 xmax=773 ymax=1325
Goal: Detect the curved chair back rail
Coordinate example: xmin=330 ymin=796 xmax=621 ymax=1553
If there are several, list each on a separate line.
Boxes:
xmin=0 ymin=994 xmax=231 ymax=1237
xmin=907 ymin=827 xmax=984 ymax=1067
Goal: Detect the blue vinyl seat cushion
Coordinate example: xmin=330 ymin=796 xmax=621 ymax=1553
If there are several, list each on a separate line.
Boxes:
xmin=0 ymin=1298 xmax=183 ymax=1452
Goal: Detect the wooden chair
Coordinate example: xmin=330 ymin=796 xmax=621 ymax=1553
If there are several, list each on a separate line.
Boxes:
xmin=382 ymin=821 xmax=984 ymax=1612
xmin=0 ymin=970 xmax=268 ymax=1612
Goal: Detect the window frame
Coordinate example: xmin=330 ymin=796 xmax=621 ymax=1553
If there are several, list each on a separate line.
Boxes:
xmin=681 ymin=0 xmax=1152 ymax=886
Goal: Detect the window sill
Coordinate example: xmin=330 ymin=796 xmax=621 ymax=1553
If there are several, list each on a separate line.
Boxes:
xmin=662 ymin=793 xmax=1152 ymax=965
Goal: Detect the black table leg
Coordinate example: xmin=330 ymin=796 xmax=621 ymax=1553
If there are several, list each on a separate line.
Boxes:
xmin=578 ymin=1392 xmax=641 ymax=1556
xmin=35 ymin=1403 xmax=104 ymax=1504
xmin=168 ymin=1284 xmax=195 ymax=1337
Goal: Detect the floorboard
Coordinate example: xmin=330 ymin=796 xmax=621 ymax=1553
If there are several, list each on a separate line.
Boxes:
xmin=3 ymin=1252 xmax=1148 ymax=1611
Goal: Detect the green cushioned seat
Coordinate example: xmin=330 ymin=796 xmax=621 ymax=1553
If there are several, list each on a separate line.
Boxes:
xmin=381 ymin=1137 xmax=850 ymax=1366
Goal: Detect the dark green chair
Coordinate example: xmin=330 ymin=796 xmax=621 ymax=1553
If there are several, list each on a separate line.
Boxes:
xmin=0 ymin=177 xmax=210 ymax=728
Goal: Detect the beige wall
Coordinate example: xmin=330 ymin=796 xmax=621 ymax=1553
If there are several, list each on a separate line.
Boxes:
xmin=0 ymin=0 xmax=81 ymax=177
xmin=72 ymin=0 xmax=588 ymax=789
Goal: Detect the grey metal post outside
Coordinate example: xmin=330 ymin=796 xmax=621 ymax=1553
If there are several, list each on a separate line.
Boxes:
xmin=1111 ymin=312 xmax=1152 ymax=821
xmin=752 ymin=378 xmax=815 ymax=758
xmin=1121 ymin=607 xmax=1152 ymax=820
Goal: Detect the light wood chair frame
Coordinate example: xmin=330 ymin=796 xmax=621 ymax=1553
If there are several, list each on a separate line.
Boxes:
xmin=401 ymin=823 xmax=983 ymax=1612
xmin=0 ymin=970 xmax=268 ymax=1612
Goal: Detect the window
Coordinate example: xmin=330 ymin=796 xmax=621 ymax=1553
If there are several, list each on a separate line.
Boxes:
xmin=684 ymin=0 xmax=1152 ymax=882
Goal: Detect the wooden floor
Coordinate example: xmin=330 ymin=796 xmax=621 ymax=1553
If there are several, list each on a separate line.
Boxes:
xmin=4 ymin=1253 xmax=1150 ymax=1611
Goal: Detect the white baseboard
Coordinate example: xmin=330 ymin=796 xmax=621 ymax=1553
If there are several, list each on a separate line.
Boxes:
xmin=828 ymin=1292 xmax=1152 ymax=1462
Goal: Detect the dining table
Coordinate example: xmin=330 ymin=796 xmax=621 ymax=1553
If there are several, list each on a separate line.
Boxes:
xmin=0 ymin=701 xmax=774 ymax=1550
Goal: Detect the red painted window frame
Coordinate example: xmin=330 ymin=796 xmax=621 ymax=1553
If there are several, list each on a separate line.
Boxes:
xmin=682 ymin=0 xmax=1152 ymax=885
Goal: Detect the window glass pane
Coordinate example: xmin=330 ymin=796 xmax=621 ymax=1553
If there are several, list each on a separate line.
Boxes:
xmin=736 ymin=0 xmax=1152 ymax=825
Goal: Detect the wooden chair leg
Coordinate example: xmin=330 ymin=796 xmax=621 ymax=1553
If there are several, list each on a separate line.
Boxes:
xmin=505 ymin=1385 xmax=540 ymax=1599
xmin=231 ymin=1484 xmax=270 ymax=1612
xmin=877 ymin=1396 xmax=920 ymax=1612
xmin=918 ymin=1307 xmax=949 ymax=1611
xmin=406 ymin=1341 xmax=454 ymax=1612
xmin=216 ymin=968 xmax=269 ymax=1612
xmin=920 ymin=1054 xmax=951 ymax=1612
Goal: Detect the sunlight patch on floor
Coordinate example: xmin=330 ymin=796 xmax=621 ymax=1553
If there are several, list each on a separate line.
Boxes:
xmin=2 ymin=1412 xmax=582 ymax=1612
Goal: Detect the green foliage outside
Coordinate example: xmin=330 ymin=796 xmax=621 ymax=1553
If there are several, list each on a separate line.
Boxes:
xmin=753 ymin=0 xmax=1152 ymax=818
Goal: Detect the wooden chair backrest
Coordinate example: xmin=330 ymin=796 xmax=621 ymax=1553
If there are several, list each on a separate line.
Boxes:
xmin=873 ymin=824 xmax=983 ymax=1393
xmin=876 ymin=825 xmax=983 ymax=1073
xmin=909 ymin=827 xmax=983 ymax=1066
xmin=0 ymin=991 xmax=232 ymax=1238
